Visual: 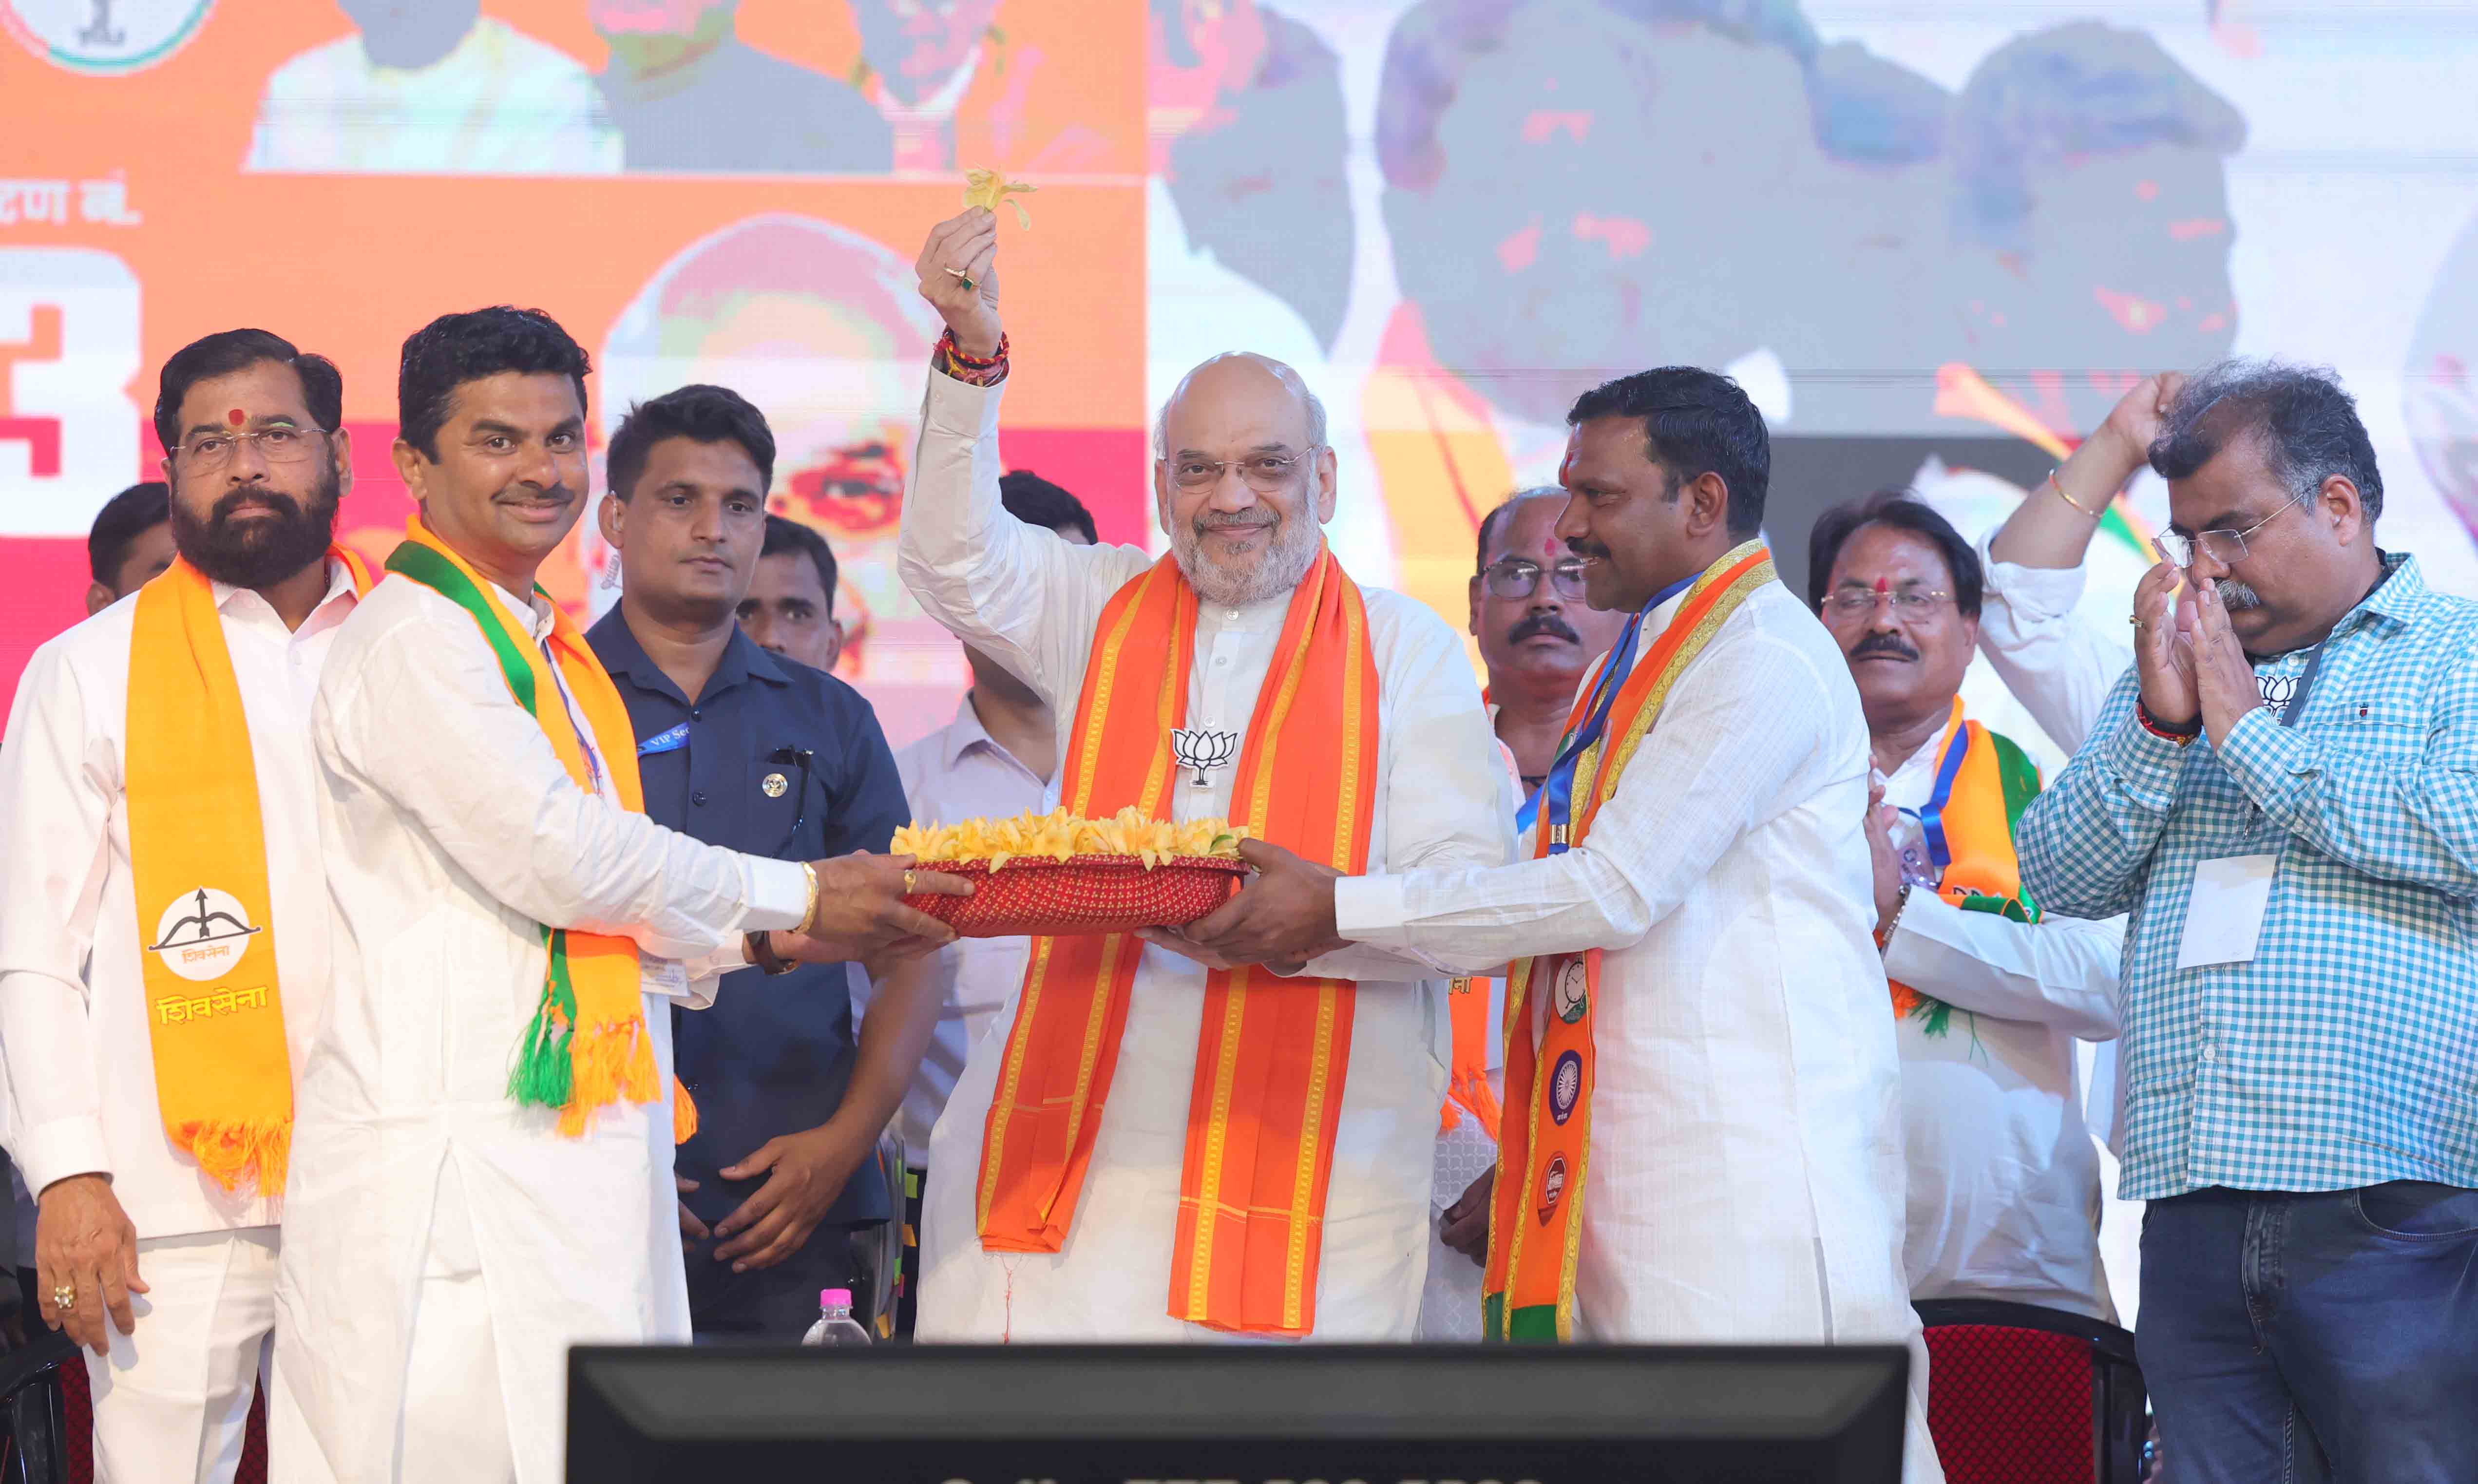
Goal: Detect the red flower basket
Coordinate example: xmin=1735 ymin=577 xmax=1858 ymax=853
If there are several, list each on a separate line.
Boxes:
xmin=905 ymin=854 xmax=1249 ymax=938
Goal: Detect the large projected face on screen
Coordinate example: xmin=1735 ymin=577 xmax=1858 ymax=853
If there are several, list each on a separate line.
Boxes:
xmin=595 ymin=213 xmax=948 ymax=698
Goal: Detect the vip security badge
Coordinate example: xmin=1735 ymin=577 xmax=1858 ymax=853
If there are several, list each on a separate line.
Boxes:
xmin=1553 ymin=958 xmax=1589 ymax=1024
xmin=4 ymin=0 xmax=216 ymax=74
xmin=1549 ymin=1050 xmax=1583 ymax=1126
xmin=147 ymin=886 xmax=262 ymax=982
xmin=1537 ymin=1153 xmax=1568 ymax=1225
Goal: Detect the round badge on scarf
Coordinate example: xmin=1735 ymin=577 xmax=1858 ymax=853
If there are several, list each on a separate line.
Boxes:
xmin=1549 ymin=1049 xmax=1582 ymax=1125
xmin=1537 ymin=1154 xmax=1568 ymax=1225
xmin=1554 ymin=958 xmax=1588 ymax=1024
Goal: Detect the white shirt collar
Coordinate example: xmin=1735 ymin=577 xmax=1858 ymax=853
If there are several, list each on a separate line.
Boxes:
xmin=208 ymin=553 xmax=362 ymax=622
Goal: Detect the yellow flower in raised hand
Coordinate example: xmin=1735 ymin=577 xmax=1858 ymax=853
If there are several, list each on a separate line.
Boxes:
xmin=963 ymin=168 xmax=1035 ymax=229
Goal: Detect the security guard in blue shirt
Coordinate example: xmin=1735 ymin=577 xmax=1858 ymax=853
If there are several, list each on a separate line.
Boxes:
xmin=584 ymin=384 xmax=944 ymax=1337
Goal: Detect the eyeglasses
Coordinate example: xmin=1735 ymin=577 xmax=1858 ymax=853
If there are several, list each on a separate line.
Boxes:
xmin=172 ymin=426 xmax=330 ymax=472
xmin=1167 ymin=446 xmax=1322 ymax=492
xmin=1482 ymin=557 xmax=1589 ymax=601
xmin=1822 ymin=589 xmax=1953 ymax=622
xmin=2154 ymin=498 xmax=2303 ymax=569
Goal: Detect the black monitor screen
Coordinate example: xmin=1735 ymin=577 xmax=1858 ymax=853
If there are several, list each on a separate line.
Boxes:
xmin=567 ymin=1343 xmax=1910 ymax=1484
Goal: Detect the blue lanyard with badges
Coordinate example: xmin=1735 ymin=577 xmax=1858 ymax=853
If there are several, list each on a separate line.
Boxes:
xmin=1536 ymin=566 xmax=1701 ymax=855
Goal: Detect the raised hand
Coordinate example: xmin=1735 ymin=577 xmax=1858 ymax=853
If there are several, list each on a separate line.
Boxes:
xmin=913 ymin=209 xmax=1002 ymax=358
xmin=2187 ymin=579 xmax=2265 ymax=746
xmin=2133 ymin=560 xmax=2200 ymax=732
xmin=2097 ymin=371 xmax=2187 ymax=466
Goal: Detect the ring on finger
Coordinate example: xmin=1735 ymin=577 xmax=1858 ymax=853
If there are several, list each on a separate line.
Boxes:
xmin=903 ymin=869 xmax=917 ymax=895
xmin=51 ymin=1281 xmax=74 ymax=1312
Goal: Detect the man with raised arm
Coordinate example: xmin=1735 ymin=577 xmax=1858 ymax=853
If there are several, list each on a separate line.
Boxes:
xmin=897 ymin=209 xmax=1510 ymax=1341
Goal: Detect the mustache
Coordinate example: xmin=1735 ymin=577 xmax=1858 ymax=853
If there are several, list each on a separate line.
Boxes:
xmin=1566 ymin=539 xmax=1610 ymax=562
xmin=1508 ymin=612 xmax=1582 ymax=645
xmin=1849 ymin=632 xmax=1919 ymax=662
xmin=1194 ymin=509 xmax=1276 ymax=533
xmin=210 ymin=487 xmax=301 ymax=524
xmin=2215 ymin=578 xmax=2263 ymax=611
xmin=500 ymin=483 xmax=578 ymax=504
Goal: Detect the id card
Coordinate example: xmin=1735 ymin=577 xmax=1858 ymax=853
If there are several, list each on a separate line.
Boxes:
xmin=2175 ymin=854 xmax=2277 ymax=969
xmin=639 ymin=953 xmax=690 ymax=999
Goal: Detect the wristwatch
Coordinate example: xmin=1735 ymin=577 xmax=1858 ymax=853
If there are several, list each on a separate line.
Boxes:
xmin=745 ymin=931 xmax=797 ymax=977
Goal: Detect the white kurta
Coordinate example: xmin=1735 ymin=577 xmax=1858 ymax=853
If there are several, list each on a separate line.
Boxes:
xmin=0 ymin=563 xmax=359 ymax=1483
xmin=269 ymin=573 xmax=807 ymax=1484
xmin=1878 ymin=730 xmax=2124 ymax=1319
xmin=1334 ymin=579 xmax=1944 ymax=1484
xmin=896 ymin=370 xmax=1512 ymax=1341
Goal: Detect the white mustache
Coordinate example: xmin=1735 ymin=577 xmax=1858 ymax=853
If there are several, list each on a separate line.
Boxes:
xmin=2215 ymin=578 xmax=2263 ymax=610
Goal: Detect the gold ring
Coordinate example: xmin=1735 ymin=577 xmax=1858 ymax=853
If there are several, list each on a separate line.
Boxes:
xmin=2129 ymin=614 xmax=2146 ymax=628
xmin=903 ymin=870 xmax=917 ymax=895
xmin=52 ymin=1282 xmax=74 ymax=1311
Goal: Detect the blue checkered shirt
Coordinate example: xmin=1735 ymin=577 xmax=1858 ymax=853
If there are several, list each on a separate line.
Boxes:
xmin=2017 ymin=553 xmax=2478 ymax=1200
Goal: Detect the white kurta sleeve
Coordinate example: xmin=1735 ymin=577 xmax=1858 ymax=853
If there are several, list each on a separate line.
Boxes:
xmin=895 ymin=369 xmax=1154 ymax=711
xmin=1881 ymin=894 xmax=2124 ymax=1041
xmin=0 ymin=643 xmax=115 ymax=1194
xmin=1973 ymin=532 xmax=2130 ymax=753
xmin=1334 ymin=624 xmax=1829 ymax=972
xmin=318 ymin=608 xmax=808 ymax=962
xmin=1290 ymin=602 xmax=1515 ymax=984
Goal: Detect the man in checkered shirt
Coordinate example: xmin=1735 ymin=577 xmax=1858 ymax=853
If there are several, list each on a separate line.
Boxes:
xmin=2016 ymin=360 xmax=2478 ymax=1483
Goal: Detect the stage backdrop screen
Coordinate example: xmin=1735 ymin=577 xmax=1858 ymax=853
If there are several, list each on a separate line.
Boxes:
xmin=5 ymin=0 xmax=2476 ymax=754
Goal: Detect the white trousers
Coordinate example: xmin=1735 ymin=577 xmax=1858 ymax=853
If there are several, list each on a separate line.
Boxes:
xmin=85 ymin=1225 xmax=276 ymax=1484
xmin=269 ymin=1164 xmax=514 ymax=1484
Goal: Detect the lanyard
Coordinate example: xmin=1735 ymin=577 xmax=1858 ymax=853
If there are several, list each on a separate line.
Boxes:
xmin=1917 ymin=717 xmax=1970 ymax=874
xmin=1537 ymin=567 xmax=1702 ymax=856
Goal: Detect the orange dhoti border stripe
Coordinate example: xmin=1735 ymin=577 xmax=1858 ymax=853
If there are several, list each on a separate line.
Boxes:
xmin=975 ymin=548 xmax=1379 ymax=1336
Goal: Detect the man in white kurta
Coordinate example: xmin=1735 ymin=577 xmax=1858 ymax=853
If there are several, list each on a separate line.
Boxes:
xmin=0 ymin=332 xmax=361 ymax=1483
xmin=268 ymin=306 xmax=957 ymax=1484
xmin=1187 ymin=367 xmax=1943 ymax=1481
xmin=1808 ymin=491 xmax=2125 ymax=1320
xmin=898 ymin=209 xmax=1511 ymax=1341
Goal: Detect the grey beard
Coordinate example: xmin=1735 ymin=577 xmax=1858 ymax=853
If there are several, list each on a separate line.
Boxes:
xmin=1173 ymin=515 xmax=1320 ymax=607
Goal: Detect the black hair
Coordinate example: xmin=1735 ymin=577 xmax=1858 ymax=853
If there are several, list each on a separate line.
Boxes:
xmin=2149 ymin=359 xmax=2385 ymax=522
xmin=606 ymin=384 xmax=777 ymax=503
xmin=397 ymin=306 xmax=591 ymax=462
xmin=88 ymin=481 xmax=170 ymax=586
xmin=1805 ymin=488 xmax=1984 ymax=619
xmin=1566 ymin=368 xmax=1770 ymax=540
xmin=152 ymin=329 xmax=343 ymax=456
xmin=998 ymin=468 xmax=1100 ymax=544
xmin=761 ymin=514 xmax=837 ymax=614
xmin=1474 ymin=487 xmax=1566 ymax=573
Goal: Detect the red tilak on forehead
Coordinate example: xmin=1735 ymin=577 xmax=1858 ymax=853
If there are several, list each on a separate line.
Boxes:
xmin=227 ymin=408 xmax=245 ymax=426
xmin=1874 ymin=577 xmax=1890 ymax=593
xmin=1538 ymin=533 xmax=1559 ymax=558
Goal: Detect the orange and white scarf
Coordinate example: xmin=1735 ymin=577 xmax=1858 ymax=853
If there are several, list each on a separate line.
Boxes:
xmin=976 ymin=546 xmax=1379 ymax=1335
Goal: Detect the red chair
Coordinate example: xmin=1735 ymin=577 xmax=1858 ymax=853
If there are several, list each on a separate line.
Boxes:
xmin=41 ymin=1350 xmax=264 ymax=1484
xmin=1916 ymin=1298 xmax=2147 ymax=1484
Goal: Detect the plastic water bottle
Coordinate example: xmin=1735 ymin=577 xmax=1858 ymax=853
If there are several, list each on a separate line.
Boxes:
xmin=801 ymin=1288 xmax=871 ymax=1347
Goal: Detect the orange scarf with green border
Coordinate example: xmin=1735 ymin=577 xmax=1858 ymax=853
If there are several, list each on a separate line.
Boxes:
xmin=382 ymin=517 xmax=693 ymax=1141
xmin=1887 ymin=697 xmax=2044 ymax=1035
xmin=1483 ymin=541 xmax=1773 ymax=1342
